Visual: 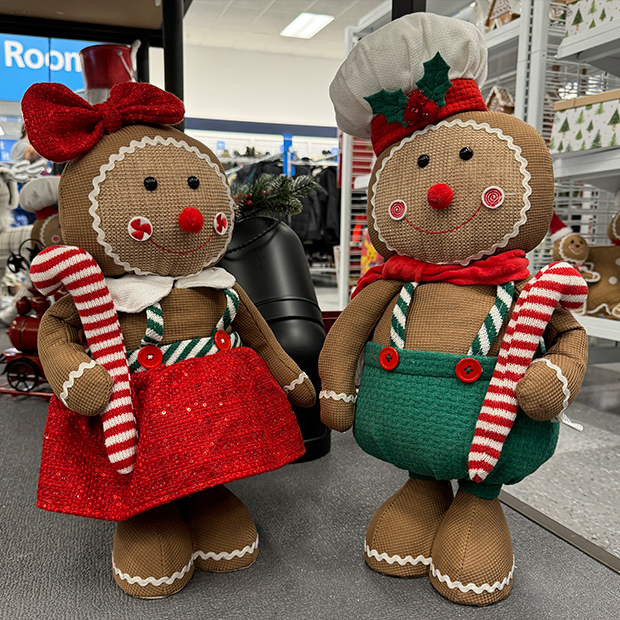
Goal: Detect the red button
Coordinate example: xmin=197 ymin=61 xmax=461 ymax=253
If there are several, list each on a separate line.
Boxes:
xmin=455 ymin=357 xmax=482 ymax=383
xmin=138 ymin=345 xmax=163 ymax=369
xmin=214 ymin=330 xmax=231 ymax=352
xmin=379 ymin=346 xmax=399 ymax=371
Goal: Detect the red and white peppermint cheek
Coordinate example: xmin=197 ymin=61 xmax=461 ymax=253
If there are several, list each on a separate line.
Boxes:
xmin=128 ymin=216 xmax=153 ymax=241
xmin=213 ymin=212 xmax=229 ymax=235
xmin=481 ymin=186 xmax=505 ymax=209
xmin=389 ymin=199 xmax=408 ymax=221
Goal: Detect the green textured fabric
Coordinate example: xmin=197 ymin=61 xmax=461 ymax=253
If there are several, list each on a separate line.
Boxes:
xmin=469 ymin=282 xmax=514 ymax=356
xmin=354 ymin=342 xmax=559 ymax=499
xmin=141 ymin=303 xmax=164 ymax=346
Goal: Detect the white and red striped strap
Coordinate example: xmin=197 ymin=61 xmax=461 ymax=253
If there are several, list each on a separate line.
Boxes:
xmin=468 ymin=262 xmax=587 ymax=484
xmin=30 ymin=245 xmax=138 ymax=475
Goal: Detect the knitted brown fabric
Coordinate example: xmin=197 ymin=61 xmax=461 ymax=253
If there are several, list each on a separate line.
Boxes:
xmin=365 ymin=479 xmax=453 ymax=577
xmin=31 ymin=213 xmax=61 ymax=247
xmin=112 ymin=502 xmax=194 ymax=599
xmin=186 ymin=486 xmax=258 ymax=573
xmin=430 ymin=489 xmax=513 ymax=606
xmin=59 ymin=124 xmax=230 ymax=278
xmin=38 ymin=294 xmax=113 ymax=416
xmin=583 ymin=245 xmax=620 ymax=319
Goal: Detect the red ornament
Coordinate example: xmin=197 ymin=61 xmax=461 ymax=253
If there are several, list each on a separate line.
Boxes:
xmin=404 ymin=90 xmax=439 ymax=129
xmin=246 ymin=199 xmax=253 ymax=207
xmin=427 ymin=183 xmax=453 ymax=210
xmin=178 ymin=207 xmax=204 ymax=233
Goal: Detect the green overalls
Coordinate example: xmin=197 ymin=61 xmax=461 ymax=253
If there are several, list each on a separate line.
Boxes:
xmin=354 ymin=282 xmax=559 ymax=499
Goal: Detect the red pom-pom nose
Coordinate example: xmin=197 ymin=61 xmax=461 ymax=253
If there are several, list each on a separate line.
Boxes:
xmin=178 ymin=207 xmax=204 ymax=233
xmin=427 ymin=183 xmax=453 ymax=210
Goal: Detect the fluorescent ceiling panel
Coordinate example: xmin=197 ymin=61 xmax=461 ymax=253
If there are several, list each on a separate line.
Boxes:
xmin=280 ymin=12 xmax=335 ymax=39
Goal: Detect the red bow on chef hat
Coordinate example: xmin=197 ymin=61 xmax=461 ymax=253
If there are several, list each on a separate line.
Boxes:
xmin=22 ymin=82 xmax=185 ymax=163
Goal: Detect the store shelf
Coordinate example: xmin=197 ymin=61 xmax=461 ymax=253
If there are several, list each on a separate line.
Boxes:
xmin=557 ymin=21 xmax=620 ymax=79
xmin=573 ymin=313 xmax=620 ymax=341
xmin=484 ymin=19 xmax=521 ymax=83
xmin=552 ymin=147 xmax=620 ymax=194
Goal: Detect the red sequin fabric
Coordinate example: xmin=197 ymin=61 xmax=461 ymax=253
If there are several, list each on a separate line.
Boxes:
xmin=37 ymin=347 xmax=305 ymax=521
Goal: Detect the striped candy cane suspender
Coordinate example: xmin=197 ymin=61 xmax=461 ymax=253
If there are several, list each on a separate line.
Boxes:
xmin=390 ymin=282 xmax=418 ymax=348
xmin=30 ymin=246 xmax=138 ymax=475
xmin=468 ymin=262 xmax=588 ymax=483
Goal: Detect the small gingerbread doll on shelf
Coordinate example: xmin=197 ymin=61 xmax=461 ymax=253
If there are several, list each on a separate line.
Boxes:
xmin=321 ymin=13 xmax=588 ymax=606
xmin=22 ymin=82 xmax=315 ymax=598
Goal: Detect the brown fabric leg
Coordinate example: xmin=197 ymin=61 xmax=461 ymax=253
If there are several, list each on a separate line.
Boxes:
xmin=364 ymin=479 xmax=454 ymax=577
xmin=430 ymin=488 xmax=514 ymax=606
xmin=186 ymin=485 xmax=259 ymax=573
xmin=112 ymin=502 xmax=194 ymax=599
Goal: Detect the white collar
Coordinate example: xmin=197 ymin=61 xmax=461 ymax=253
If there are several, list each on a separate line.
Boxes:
xmin=105 ymin=267 xmax=236 ymax=314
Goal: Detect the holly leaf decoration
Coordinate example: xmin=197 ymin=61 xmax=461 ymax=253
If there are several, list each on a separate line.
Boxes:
xmin=415 ymin=52 xmax=452 ymax=108
xmin=364 ymin=89 xmax=408 ymax=126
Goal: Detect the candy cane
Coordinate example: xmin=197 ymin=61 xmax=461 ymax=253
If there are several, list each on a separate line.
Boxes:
xmin=468 ymin=262 xmax=587 ymax=483
xmin=30 ymin=245 xmax=138 ymax=475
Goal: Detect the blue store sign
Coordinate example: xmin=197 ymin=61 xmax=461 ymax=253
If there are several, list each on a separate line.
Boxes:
xmin=0 ymin=34 xmax=95 ymax=101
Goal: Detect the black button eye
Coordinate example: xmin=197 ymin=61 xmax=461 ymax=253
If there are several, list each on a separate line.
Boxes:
xmin=459 ymin=147 xmax=473 ymax=161
xmin=417 ymin=154 xmax=430 ymax=168
xmin=188 ymin=176 xmax=200 ymax=190
xmin=144 ymin=177 xmax=158 ymax=191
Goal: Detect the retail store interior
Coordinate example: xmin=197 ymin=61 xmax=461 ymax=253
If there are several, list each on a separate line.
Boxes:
xmin=1 ymin=0 xmax=620 ymax=618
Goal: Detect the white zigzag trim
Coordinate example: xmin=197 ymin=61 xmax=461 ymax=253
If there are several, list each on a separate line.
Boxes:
xmin=113 ymin=535 xmax=258 ymax=587
xmin=364 ymin=542 xmax=431 ymax=567
xmin=319 ymin=390 xmax=357 ymax=403
xmin=430 ymin=557 xmax=515 ymax=594
xmin=59 ymin=360 xmax=98 ymax=407
xmin=283 ymin=372 xmax=309 ymax=393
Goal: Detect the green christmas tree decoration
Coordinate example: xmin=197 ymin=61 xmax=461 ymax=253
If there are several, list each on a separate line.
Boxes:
xmin=589 ymin=19 xmax=596 ymax=28
xmin=601 ymin=8 xmax=607 ymax=20
xmin=580 ymin=141 xmax=586 ymax=150
xmin=591 ymin=130 xmax=602 ymax=148
xmin=610 ymin=133 xmax=618 ymax=147
xmin=560 ymin=117 xmax=570 ymax=133
xmin=577 ymin=110 xmax=585 ymax=124
xmin=415 ymin=52 xmax=452 ymax=108
xmin=586 ymin=104 xmax=593 ymax=110
xmin=596 ymin=102 xmax=605 ymax=115
xmin=566 ymin=143 xmax=573 ymax=152
xmin=549 ymin=137 xmax=556 ymax=149
xmin=587 ymin=120 xmax=594 ymax=131
xmin=589 ymin=0 xmax=596 ymax=14
xmin=364 ymin=89 xmax=408 ymax=126
xmin=572 ymin=8 xmax=583 ymax=26
xmin=609 ymin=108 xmax=620 ymax=127
xmin=576 ymin=129 xmax=583 ymax=140
xmin=558 ymin=141 xmax=564 ymax=152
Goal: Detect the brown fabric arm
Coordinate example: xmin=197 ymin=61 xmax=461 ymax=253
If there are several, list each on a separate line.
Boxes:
xmin=318 ymin=279 xmax=403 ymax=431
xmin=232 ymin=284 xmax=315 ymax=408
xmin=516 ymin=306 xmax=588 ymax=421
xmin=38 ymin=294 xmax=113 ymax=415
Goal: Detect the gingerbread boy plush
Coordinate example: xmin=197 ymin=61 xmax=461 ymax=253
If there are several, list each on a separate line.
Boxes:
xmin=321 ymin=13 xmax=588 ymax=606
xmin=22 ymin=82 xmax=314 ymax=598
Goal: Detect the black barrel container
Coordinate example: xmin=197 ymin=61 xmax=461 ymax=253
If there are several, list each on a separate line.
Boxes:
xmin=221 ymin=216 xmax=330 ymax=461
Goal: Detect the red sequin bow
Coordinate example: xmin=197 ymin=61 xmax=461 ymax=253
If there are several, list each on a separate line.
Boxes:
xmin=22 ymin=82 xmax=185 ymax=163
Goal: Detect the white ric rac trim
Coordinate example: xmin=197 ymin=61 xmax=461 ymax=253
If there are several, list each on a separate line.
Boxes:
xmin=113 ymin=535 xmax=259 ymax=587
xmin=89 ymin=135 xmax=236 ymax=277
xmin=430 ymin=557 xmax=515 ymax=594
xmin=283 ymin=372 xmax=309 ymax=393
xmin=319 ymin=390 xmax=357 ymax=403
xmin=532 ymin=358 xmax=583 ymax=431
xmin=371 ymin=119 xmax=532 ymax=266
xmin=59 ymin=360 xmax=98 ymax=407
xmin=364 ymin=542 xmax=431 ymax=567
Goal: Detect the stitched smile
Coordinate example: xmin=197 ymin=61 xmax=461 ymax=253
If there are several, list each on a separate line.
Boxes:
xmin=149 ymin=232 xmax=214 ymax=255
xmin=404 ymin=203 xmax=482 ymax=235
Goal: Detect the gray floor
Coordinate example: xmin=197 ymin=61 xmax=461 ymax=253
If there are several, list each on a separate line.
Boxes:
xmin=1 ymin=394 xmax=620 ymax=620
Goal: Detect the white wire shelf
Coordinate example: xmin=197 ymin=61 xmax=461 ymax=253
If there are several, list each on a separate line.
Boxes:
xmin=573 ymin=313 xmax=620 ymax=342
xmin=484 ymin=19 xmax=521 ymax=83
xmin=552 ymin=147 xmax=620 ymax=194
xmin=556 ymin=20 xmax=620 ymax=79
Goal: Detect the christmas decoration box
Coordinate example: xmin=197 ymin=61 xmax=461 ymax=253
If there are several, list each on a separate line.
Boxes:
xmin=549 ymin=89 xmax=620 ymax=154
xmin=565 ymin=0 xmax=620 ymax=37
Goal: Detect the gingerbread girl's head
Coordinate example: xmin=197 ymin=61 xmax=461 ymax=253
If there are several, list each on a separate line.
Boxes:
xmin=330 ymin=13 xmax=554 ymax=266
xmin=22 ymin=82 xmax=236 ymax=278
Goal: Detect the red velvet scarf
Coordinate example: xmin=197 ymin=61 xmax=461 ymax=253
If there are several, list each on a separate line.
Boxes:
xmin=352 ymin=249 xmax=529 ymax=299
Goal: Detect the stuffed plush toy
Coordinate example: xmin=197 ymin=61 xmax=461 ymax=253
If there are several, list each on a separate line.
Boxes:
xmin=22 ymin=82 xmax=315 ymax=598
xmin=19 ymin=176 xmax=62 ymax=249
xmin=322 ymin=14 xmax=588 ymax=606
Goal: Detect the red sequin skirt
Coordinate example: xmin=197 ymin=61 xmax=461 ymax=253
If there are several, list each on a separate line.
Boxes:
xmin=37 ymin=347 xmax=305 ymax=521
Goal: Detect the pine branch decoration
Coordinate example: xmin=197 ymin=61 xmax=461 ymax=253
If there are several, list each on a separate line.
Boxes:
xmin=231 ymin=173 xmax=320 ymax=219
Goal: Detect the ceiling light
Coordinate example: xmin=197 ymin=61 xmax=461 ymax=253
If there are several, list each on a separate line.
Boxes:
xmin=280 ymin=13 xmax=335 ymax=39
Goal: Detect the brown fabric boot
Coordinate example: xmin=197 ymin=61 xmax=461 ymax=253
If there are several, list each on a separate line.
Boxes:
xmin=429 ymin=488 xmax=514 ymax=606
xmin=364 ymin=478 xmax=454 ymax=577
xmin=112 ymin=502 xmax=194 ymax=598
xmin=186 ymin=485 xmax=259 ymax=573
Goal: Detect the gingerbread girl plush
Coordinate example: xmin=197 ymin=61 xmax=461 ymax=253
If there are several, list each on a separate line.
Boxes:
xmin=322 ymin=14 xmax=588 ymax=605
xmin=22 ymin=82 xmax=314 ymax=598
